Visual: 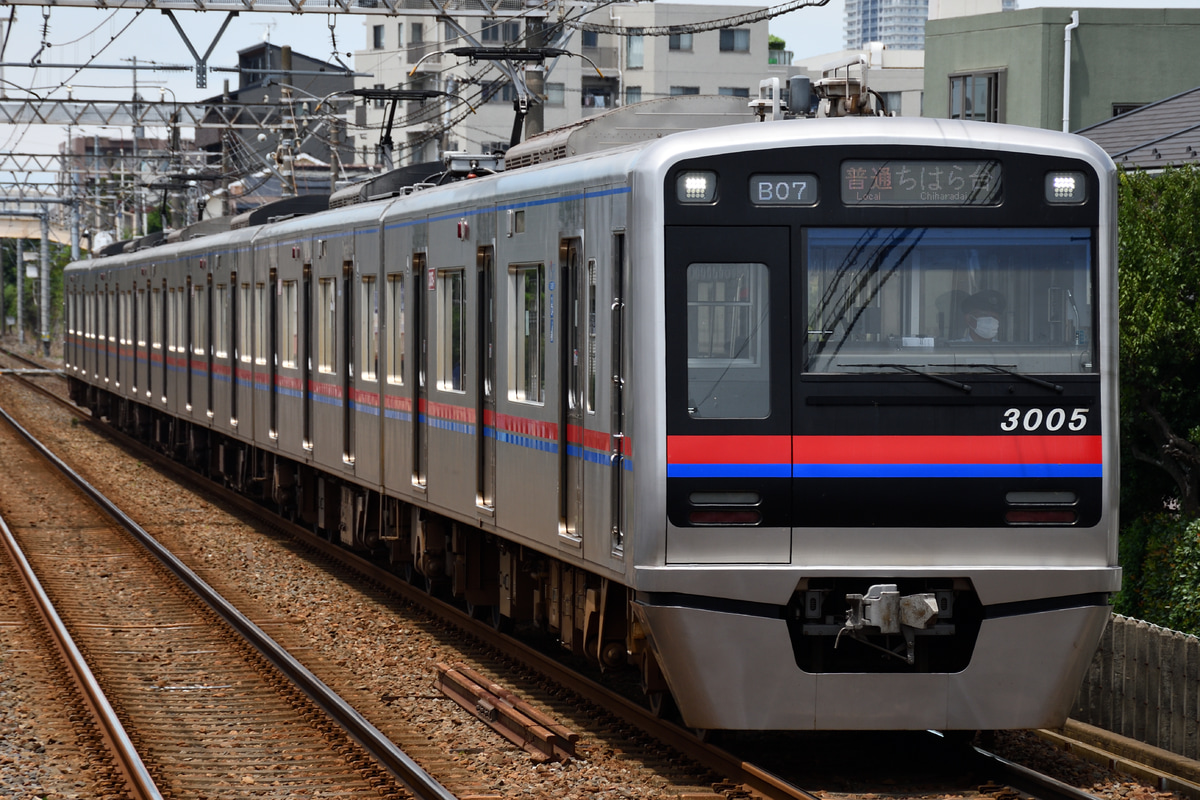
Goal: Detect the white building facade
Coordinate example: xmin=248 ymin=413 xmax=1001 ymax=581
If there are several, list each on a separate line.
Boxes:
xmin=353 ymin=3 xmax=771 ymax=166
xmin=844 ymin=0 xmax=930 ymax=51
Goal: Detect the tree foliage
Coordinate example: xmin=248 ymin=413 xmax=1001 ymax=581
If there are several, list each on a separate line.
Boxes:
xmin=1118 ymin=166 xmax=1200 ymax=520
xmin=1115 ymin=513 xmax=1200 ymax=634
xmin=0 ymin=239 xmax=68 ymax=339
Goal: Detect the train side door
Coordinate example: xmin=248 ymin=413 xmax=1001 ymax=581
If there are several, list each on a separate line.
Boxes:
xmin=269 ymin=267 xmax=279 ymax=439
xmin=610 ymin=231 xmax=627 ymax=557
xmin=412 ymin=252 xmax=428 ymax=488
xmin=303 ymin=265 xmax=314 ymax=451
xmin=663 ymin=225 xmax=792 ymax=564
xmin=342 ymin=260 xmax=355 ymax=466
xmin=354 ymin=257 xmax=384 ymax=485
xmin=559 ymin=237 xmax=585 ymax=543
xmin=230 ymin=271 xmax=240 ymax=428
xmin=157 ymin=281 xmax=167 ymax=405
xmin=477 ymin=245 xmax=496 ymax=509
xmin=206 ymin=271 xmax=215 ymax=419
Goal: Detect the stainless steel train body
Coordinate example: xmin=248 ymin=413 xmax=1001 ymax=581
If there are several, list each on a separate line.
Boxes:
xmin=64 ymin=116 xmax=1120 ymax=731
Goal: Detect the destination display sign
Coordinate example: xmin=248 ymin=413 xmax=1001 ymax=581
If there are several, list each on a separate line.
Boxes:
xmin=840 ymin=159 xmax=1002 ymax=206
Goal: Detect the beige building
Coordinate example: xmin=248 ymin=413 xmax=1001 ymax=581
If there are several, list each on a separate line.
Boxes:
xmin=353 ymin=3 xmax=772 ymax=165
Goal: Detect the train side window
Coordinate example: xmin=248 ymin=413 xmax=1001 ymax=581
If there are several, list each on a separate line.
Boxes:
xmin=192 ymin=285 xmax=207 ymax=356
xmin=174 ymin=290 xmax=183 ymax=354
xmin=174 ymin=288 xmax=183 ymax=352
xmin=239 ymin=284 xmax=253 ymax=363
xmin=586 ymin=258 xmax=598 ymax=414
xmin=254 ymin=283 xmax=267 ymax=365
xmin=317 ymin=276 xmax=337 ymax=374
xmin=386 ymin=273 xmax=405 ymax=386
xmin=107 ymin=291 xmax=115 ymax=343
xmin=152 ymin=289 xmax=162 ymax=349
xmin=509 ymin=263 xmax=545 ymax=404
xmin=215 ymin=284 xmax=229 ymax=359
xmin=166 ymin=289 xmax=176 ymax=352
xmin=118 ymin=292 xmax=127 ymax=345
xmin=686 ymin=262 xmax=771 ymax=419
xmin=360 ymin=275 xmax=379 ymax=382
xmin=438 ymin=269 xmax=465 ymax=392
xmin=281 ymin=280 xmax=299 ymax=368
xmin=137 ymin=289 xmax=147 ymax=348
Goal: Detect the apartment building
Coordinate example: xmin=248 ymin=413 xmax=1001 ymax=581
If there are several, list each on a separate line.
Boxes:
xmin=353 ymin=3 xmax=770 ymax=165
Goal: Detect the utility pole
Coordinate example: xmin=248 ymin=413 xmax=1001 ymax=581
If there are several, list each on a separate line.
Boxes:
xmin=93 ymin=134 xmax=102 ymax=255
xmin=39 ymin=208 xmax=50 ymax=357
xmin=524 ymin=20 xmax=548 ymax=141
xmin=278 ymin=45 xmax=296 ymax=198
xmin=221 ymin=80 xmax=232 ymax=218
xmin=68 ymin=143 xmax=80 ymax=261
xmin=131 ymin=56 xmax=142 ymax=238
xmin=16 ymin=237 xmax=23 ymax=345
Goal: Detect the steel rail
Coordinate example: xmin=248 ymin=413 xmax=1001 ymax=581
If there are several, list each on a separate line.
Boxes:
xmin=137 ymin=454 xmax=827 ymax=800
xmin=12 ymin=365 xmax=824 ymax=800
xmin=0 ymin=474 xmax=163 ymax=800
xmin=971 ymin=745 xmax=1104 ymax=800
xmin=4 ymin=358 xmax=1117 ymax=800
xmin=0 ymin=393 xmax=459 ymax=800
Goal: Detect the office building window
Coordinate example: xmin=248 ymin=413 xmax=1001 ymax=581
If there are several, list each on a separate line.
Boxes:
xmin=669 ymin=33 xmax=693 ymax=51
xmin=582 ymin=30 xmax=599 ymax=48
xmin=671 ymin=86 xmax=700 ymax=96
xmin=626 ymin=35 xmax=643 ymax=69
xmin=372 ymin=24 xmax=384 ymax=50
xmin=486 ymin=80 xmax=516 ymax=103
xmin=482 ymin=20 xmax=519 ymax=43
xmin=545 ymin=83 xmax=565 ymax=106
xmin=719 ymin=87 xmax=750 ymax=97
xmin=625 ymin=86 xmax=642 ymax=105
xmin=719 ymin=28 xmax=750 ymax=52
xmin=949 ymin=70 xmax=1004 ymax=123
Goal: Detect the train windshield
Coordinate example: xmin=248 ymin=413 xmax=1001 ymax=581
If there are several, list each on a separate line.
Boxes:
xmin=805 ymin=227 xmax=1094 ymax=375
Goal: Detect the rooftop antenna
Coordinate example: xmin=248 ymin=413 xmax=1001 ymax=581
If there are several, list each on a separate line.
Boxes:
xmin=256 ymin=20 xmax=277 ymax=44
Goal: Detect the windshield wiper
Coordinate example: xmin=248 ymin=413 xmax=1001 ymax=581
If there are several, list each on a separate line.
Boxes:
xmin=855 ymin=363 xmax=972 ymax=393
xmin=948 ymin=364 xmax=1064 ymax=393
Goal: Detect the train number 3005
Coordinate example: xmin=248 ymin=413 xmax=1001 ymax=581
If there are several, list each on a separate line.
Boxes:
xmin=1001 ymin=407 xmax=1089 ymax=432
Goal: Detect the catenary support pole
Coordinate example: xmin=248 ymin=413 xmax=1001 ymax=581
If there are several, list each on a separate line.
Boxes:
xmin=40 ymin=207 xmax=51 ymax=357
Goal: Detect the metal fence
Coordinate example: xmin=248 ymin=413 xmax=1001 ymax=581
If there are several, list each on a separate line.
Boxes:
xmin=1073 ymin=614 xmax=1200 ymax=759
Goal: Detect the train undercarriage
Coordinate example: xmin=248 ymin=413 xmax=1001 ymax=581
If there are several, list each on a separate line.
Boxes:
xmin=71 ymin=380 xmax=670 ymax=707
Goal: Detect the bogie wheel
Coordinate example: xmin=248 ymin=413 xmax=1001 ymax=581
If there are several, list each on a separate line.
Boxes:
xmin=403 ymin=563 xmax=427 ymax=593
xmin=490 ymin=605 xmax=513 ymax=634
xmin=647 ymin=690 xmax=678 ymax=720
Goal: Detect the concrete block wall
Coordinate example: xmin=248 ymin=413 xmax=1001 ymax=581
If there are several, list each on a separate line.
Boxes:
xmin=1072 ymin=614 xmax=1200 ymax=758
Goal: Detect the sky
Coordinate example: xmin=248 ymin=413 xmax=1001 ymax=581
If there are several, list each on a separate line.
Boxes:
xmin=3 ymin=0 xmax=1200 ymax=155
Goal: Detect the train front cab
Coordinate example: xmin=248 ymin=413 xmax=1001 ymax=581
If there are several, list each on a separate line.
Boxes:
xmin=632 ymin=120 xmax=1121 ymax=731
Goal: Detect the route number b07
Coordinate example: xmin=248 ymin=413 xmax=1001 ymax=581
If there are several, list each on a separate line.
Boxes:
xmin=1001 ymin=407 xmax=1088 ymax=432
xmin=749 ymin=173 xmax=819 ymax=206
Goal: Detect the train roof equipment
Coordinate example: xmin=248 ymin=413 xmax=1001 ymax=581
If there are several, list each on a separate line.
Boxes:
xmin=503 ymin=94 xmax=756 ymax=170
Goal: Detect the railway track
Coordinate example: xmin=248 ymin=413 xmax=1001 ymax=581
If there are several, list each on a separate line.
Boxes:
xmin=0 ymin=398 xmax=457 ymax=799
xmin=0 ymin=345 xmax=1185 ymax=800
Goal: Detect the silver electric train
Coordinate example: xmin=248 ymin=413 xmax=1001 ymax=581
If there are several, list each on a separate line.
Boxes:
xmin=65 ymin=112 xmax=1120 ymax=731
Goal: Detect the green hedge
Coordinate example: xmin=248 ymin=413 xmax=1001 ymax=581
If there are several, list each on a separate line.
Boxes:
xmin=1117 ymin=513 xmax=1200 ymax=635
